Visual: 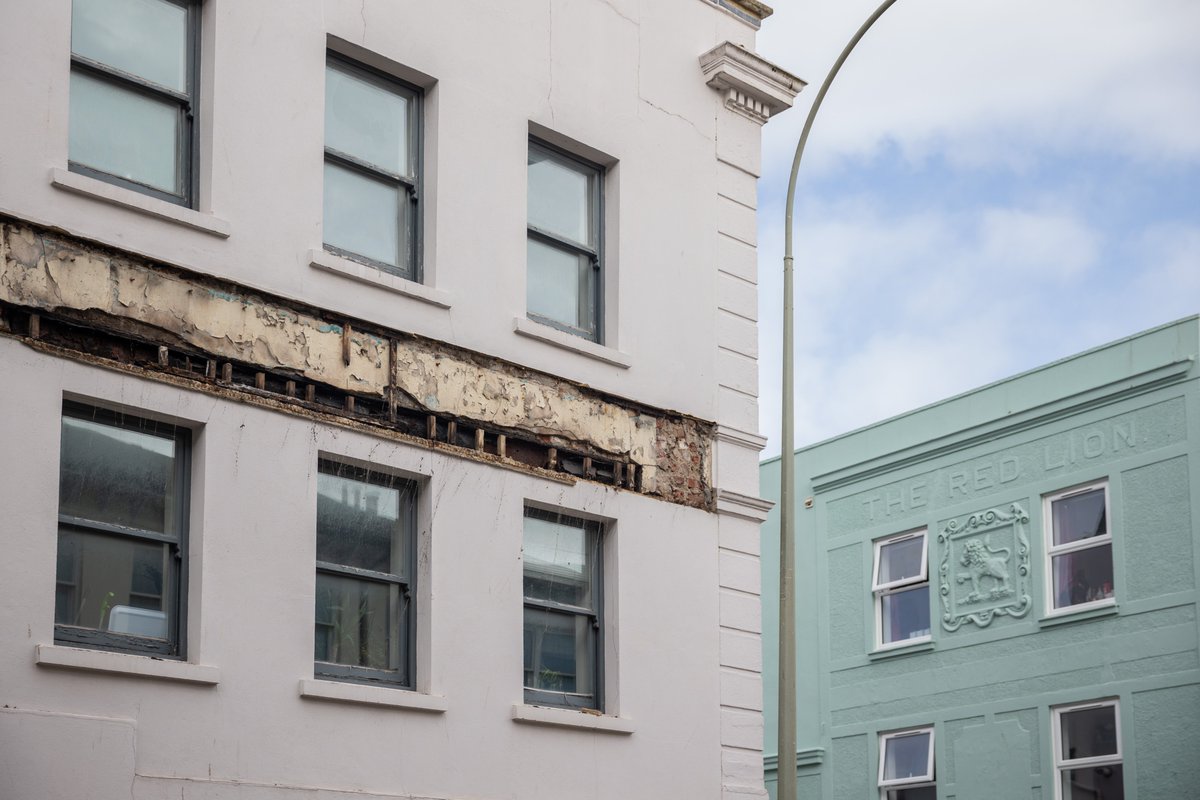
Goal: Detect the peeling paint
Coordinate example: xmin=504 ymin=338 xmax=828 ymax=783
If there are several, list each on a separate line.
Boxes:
xmin=2 ymin=224 xmax=389 ymax=393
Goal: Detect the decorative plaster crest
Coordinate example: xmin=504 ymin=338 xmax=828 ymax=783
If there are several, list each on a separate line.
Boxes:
xmin=938 ymin=503 xmax=1031 ymax=631
xmin=699 ymin=42 xmax=804 ymax=124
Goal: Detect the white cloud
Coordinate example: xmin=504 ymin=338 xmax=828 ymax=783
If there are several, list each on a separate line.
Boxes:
xmin=751 ymin=3 xmax=1198 ymax=460
xmin=800 ymin=325 xmax=1017 ymax=443
xmin=757 ymin=197 xmax=1108 ymax=456
xmin=1128 ymin=223 xmax=1200 ymax=318
xmin=976 ymin=207 xmax=1099 ymax=280
xmin=757 ymin=0 xmax=1200 ymax=176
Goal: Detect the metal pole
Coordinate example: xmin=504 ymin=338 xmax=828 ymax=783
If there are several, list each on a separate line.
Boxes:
xmin=778 ymin=2 xmax=899 ymax=798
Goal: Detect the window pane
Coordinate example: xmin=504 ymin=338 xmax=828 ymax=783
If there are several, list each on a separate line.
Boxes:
xmin=59 ymin=413 xmax=177 ymax=534
xmin=881 ymin=584 xmax=930 ymax=644
xmin=528 ymin=149 xmax=594 ymax=246
xmin=325 ymin=62 xmax=410 ymax=176
xmin=69 ymin=71 xmax=181 ymax=194
xmin=886 ymin=787 xmax=937 ymax=800
xmin=1062 ymin=765 xmax=1124 ymax=799
xmin=314 ymin=572 xmax=403 ymax=672
xmin=72 ymin=0 xmax=188 ymax=91
xmin=1052 ymin=489 xmax=1107 ymax=546
xmin=54 ymin=528 xmax=169 ymax=639
xmin=1052 ymin=544 xmax=1114 ymax=609
xmin=883 ymin=731 xmax=932 ymax=782
xmin=323 ymin=161 xmax=404 ymax=268
xmin=878 ymin=535 xmax=924 ymax=584
xmin=317 ymin=465 xmax=412 ymax=577
xmin=1061 ymin=705 xmax=1120 ymax=760
xmin=523 ymin=606 xmax=594 ymax=697
xmin=523 ymin=514 xmax=595 ymax=609
xmin=527 ymin=238 xmax=591 ymax=332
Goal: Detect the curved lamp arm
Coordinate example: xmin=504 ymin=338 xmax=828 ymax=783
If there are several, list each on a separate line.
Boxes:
xmin=777 ymin=2 xmax=900 ymax=799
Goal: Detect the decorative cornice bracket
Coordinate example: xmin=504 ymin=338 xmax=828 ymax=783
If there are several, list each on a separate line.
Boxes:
xmin=716 ymin=488 xmax=774 ymax=522
xmin=699 ymin=42 xmax=804 ymax=124
xmin=715 ymin=423 xmax=769 ymax=452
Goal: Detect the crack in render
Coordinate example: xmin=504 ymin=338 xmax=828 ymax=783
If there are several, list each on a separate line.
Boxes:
xmin=597 ymin=0 xmax=637 ymax=26
xmin=638 ymin=97 xmax=709 ymax=141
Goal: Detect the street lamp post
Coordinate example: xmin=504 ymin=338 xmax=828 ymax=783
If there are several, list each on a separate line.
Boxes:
xmin=778 ymin=2 xmax=900 ymax=798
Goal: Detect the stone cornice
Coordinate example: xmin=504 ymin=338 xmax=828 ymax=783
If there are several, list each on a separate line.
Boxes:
xmin=810 ymin=358 xmax=1195 ymax=493
xmin=696 ymin=0 xmax=774 ymax=28
xmin=715 ymin=423 xmax=769 ymax=452
xmin=700 ymin=41 xmax=804 ymax=124
xmin=716 ymin=488 xmax=774 ymax=522
xmin=763 ymin=747 xmax=826 ymax=773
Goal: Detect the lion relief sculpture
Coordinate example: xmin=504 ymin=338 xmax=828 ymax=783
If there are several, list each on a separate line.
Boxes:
xmin=956 ymin=539 xmax=1013 ymax=602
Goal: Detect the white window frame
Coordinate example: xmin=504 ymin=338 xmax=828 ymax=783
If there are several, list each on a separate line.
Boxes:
xmin=878 ymin=726 xmax=936 ymax=796
xmin=313 ymin=457 xmax=418 ymax=689
xmin=55 ymin=400 xmax=191 ymax=658
xmin=68 ymin=0 xmax=200 ymax=207
xmin=1052 ymin=699 xmax=1123 ymax=800
xmin=526 ymin=138 xmax=604 ymax=343
xmin=872 ymin=529 xmax=931 ymax=650
xmin=521 ymin=505 xmax=604 ymax=711
xmin=1043 ymin=480 xmax=1114 ymax=617
xmin=322 ymin=53 xmax=423 ymax=281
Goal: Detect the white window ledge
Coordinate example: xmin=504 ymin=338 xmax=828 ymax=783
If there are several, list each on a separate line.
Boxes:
xmin=299 ymin=678 xmax=447 ymax=713
xmin=309 ymin=249 xmax=452 ymax=309
xmin=35 ymin=643 xmax=219 ymax=685
xmin=869 ymin=638 xmax=934 ymax=660
xmin=511 ymin=703 xmax=634 ymax=734
xmin=512 ymin=317 xmax=631 ymax=368
xmin=1039 ymin=601 xmax=1119 ymax=628
xmin=49 ymin=168 xmax=231 ymax=238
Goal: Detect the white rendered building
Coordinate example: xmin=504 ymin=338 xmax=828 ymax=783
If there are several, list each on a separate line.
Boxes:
xmin=0 ymin=1 xmax=799 ymax=798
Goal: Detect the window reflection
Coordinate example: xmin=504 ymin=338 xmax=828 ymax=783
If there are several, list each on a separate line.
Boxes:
xmin=522 ymin=507 xmax=602 ymax=709
xmin=313 ymin=460 xmax=416 ymax=686
xmin=54 ymin=404 xmax=184 ymax=654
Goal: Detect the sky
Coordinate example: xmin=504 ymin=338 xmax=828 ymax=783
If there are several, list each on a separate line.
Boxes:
xmin=751 ymin=0 xmax=1200 ymax=459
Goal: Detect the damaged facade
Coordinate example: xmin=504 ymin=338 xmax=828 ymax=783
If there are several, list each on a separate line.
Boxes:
xmin=0 ymin=219 xmax=713 ymax=507
xmin=0 ymin=1 xmax=799 ymax=799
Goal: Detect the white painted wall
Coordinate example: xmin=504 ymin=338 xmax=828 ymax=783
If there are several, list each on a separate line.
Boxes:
xmin=0 ymin=1 xmax=780 ymax=797
xmin=0 ymin=341 xmax=723 ymax=798
xmin=0 ymin=0 xmax=757 ymax=420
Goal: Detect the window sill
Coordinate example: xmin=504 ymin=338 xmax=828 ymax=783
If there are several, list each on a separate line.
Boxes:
xmin=35 ymin=643 xmax=219 ymax=685
xmin=511 ymin=703 xmax=634 ymax=734
xmin=49 ymin=168 xmax=231 ymax=238
xmin=512 ymin=317 xmax=631 ymax=368
xmin=1039 ymin=601 xmax=1118 ymax=628
xmin=869 ymin=638 xmax=934 ymax=660
xmin=309 ymin=249 xmax=452 ymax=309
xmin=299 ymin=678 xmax=447 ymax=713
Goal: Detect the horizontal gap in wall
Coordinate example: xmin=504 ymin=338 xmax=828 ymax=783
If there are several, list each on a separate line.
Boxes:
xmin=0 ymin=302 xmax=642 ymax=492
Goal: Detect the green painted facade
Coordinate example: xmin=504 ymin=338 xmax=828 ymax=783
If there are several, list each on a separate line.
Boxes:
xmin=761 ymin=316 xmax=1200 ymax=800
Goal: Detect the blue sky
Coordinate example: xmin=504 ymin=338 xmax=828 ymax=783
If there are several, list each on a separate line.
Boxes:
xmin=752 ymin=0 xmax=1200 ymax=458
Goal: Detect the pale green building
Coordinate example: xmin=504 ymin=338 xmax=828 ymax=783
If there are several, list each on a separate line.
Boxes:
xmin=761 ymin=316 xmax=1200 ymax=800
